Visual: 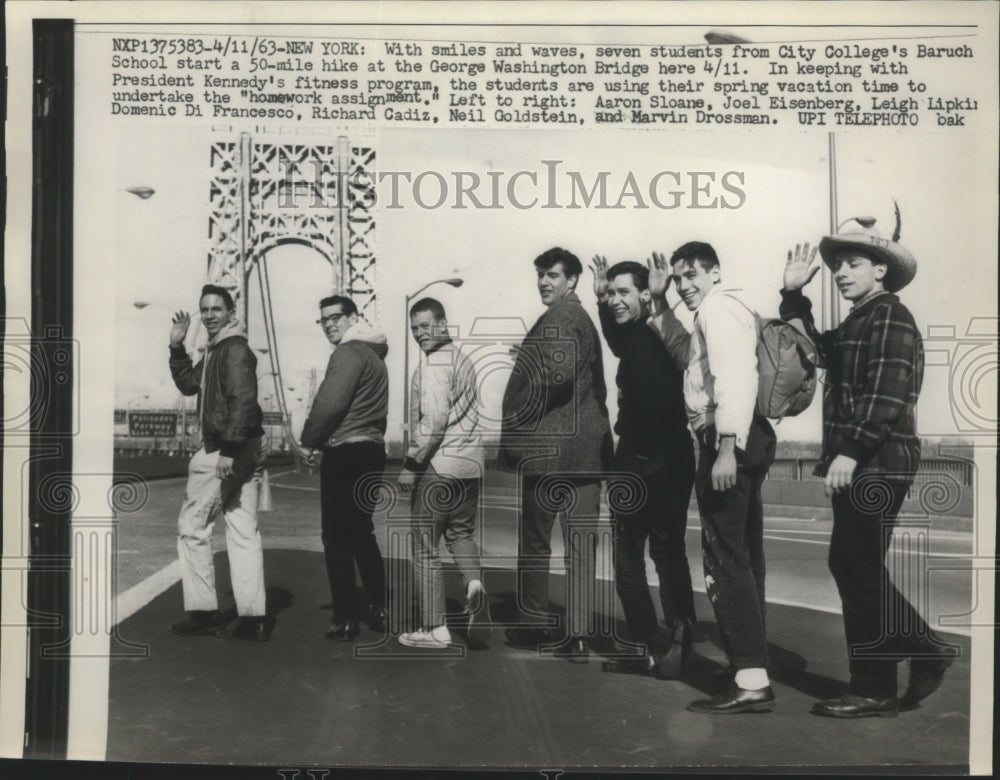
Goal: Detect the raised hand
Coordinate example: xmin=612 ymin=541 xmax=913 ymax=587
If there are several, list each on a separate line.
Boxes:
xmin=784 ymin=242 xmax=821 ymax=291
xmin=589 ymin=255 xmax=610 ymax=301
xmin=169 ymin=311 xmax=191 ymax=347
xmin=647 ymin=251 xmax=673 ymax=299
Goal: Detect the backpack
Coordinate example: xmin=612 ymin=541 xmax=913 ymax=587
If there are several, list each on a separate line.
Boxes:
xmin=724 ymin=294 xmax=819 ymax=421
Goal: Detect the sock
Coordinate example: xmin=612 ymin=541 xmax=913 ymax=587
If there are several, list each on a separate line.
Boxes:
xmin=734 ymin=667 xmax=770 ymax=691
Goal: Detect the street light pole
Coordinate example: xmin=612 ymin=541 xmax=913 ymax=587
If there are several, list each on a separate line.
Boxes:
xmin=402 ymin=277 xmax=463 ymax=456
xmin=826 ymin=132 xmax=841 ymax=330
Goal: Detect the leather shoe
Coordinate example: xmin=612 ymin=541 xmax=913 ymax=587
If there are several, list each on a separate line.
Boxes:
xmin=601 ymin=655 xmax=654 ymax=676
xmin=653 ymin=622 xmax=686 ymax=679
xmin=171 ymin=610 xmax=226 ymax=637
xmin=687 ymin=681 xmax=775 ymax=714
xmin=900 ymin=644 xmax=956 ymax=709
xmin=553 ymin=637 xmax=589 ymax=664
xmin=504 ymin=626 xmax=554 ymax=650
xmin=325 ymin=619 xmax=360 ymax=641
xmin=812 ymin=693 xmax=898 ymax=718
xmin=215 ymin=616 xmax=272 ymax=642
xmin=366 ymin=605 xmax=387 ymax=634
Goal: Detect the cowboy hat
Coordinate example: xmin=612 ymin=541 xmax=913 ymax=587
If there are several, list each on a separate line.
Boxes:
xmin=819 ymin=203 xmax=917 ymax=292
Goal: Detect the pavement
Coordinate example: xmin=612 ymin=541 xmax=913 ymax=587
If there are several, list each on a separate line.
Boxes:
xmin=105 ymin=466 xmax=975 ymax=771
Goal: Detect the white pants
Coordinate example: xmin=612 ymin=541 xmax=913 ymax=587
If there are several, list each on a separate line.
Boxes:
xmin=176 ymin=438 xmax=266 ymax=616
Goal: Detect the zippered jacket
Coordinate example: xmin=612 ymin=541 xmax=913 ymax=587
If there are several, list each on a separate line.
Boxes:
xmin=169 ymin=319 xmax=264 ymax=457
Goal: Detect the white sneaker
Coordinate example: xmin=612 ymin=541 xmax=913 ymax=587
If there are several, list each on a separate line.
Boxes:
xmin=398 ymin=626 xmax=451 ymax=649
xmin=465 ymin=580 xmax=492 ymax=646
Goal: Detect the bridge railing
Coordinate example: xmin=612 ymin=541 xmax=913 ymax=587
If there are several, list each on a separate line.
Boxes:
xmin=766 ymin=457 xmax=974 ymax=486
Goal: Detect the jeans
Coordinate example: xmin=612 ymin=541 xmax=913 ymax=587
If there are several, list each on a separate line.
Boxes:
xmin=320 ymin=441 xmax=387 ymax=623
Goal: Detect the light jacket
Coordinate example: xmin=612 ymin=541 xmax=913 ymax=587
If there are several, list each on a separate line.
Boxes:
xmin=300 ymin=320 xmax=389 ymax=449
xmin=647 ymin=285 xmax=758 ymax=451
xmin=405 ymin=339 xmax=484 ymax=480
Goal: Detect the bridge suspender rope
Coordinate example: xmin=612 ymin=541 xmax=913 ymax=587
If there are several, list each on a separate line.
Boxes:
xmin=256 ymin=253 xmax=298 ymax=453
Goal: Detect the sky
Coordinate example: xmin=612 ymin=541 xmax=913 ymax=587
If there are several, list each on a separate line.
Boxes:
xmin=111 ymin=123 xmax=995 ymax=448
xmin=99 ymin=20 xmax=997 ymax=450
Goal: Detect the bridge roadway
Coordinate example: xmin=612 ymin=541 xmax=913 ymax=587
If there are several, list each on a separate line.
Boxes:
xmin=107 ymin=465 xmax=975 ymax=770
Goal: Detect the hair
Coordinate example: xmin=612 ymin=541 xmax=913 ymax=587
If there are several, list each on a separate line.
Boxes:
xmin=534 ymin=247 xmax=583 ymax=278
xmin=606 ymin=261 xmax=649 ymax=291
xmin=318 ymin=295 xmax=358 ymax=316
xmin=669 ymin=241 xmax=720 ymax=272
xmin=409 ymin=296 xmax=446 ymax=321
xmin=200 ymin=284 xmax=235 ymax=311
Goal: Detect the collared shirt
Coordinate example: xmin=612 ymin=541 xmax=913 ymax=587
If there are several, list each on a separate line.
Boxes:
xmin=407 ymin=340 xmax=484 ymax=479
xmin=688 ymin=286 xmax=758 ymax=449
xmin=646 ymin=285 xmax=758 ymax=450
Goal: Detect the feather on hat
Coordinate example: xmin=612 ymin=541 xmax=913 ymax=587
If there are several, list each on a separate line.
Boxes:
xmin=818 ymin=201 xmax=917 ymax=292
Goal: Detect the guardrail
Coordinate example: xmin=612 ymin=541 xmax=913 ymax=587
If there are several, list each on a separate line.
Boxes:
xmin=113 ymin=451 xmax=294 ymax=481
xmin=765 ymin=457 xmax=974 ymax=486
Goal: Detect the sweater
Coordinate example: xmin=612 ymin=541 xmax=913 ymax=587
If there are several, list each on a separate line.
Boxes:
xmin=498 ymin=292 xmax=613 ymax=476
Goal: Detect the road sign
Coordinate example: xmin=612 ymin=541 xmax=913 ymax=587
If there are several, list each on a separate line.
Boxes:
xmin=128 ymin=411 xmax=178 ymax=438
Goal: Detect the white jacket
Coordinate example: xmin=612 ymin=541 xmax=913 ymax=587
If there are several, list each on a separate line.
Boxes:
xmin=407 ymin=340 xmax=484 ymax=479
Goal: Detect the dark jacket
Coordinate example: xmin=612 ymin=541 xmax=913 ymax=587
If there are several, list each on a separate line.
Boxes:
xmin=169 ymin=321 xmax=264 ymax=457
xmin=499 ymin=292 xmax=613 ymax=477
xmin=598 ymin=302 xmax=693 ymax=473
xmin=300 ymin=321 xmax=389 ymax=449
xmin=780 ymin=288 xmax=923 ymax=482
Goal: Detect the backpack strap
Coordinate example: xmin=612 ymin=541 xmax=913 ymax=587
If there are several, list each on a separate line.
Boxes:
xmin=719 ymin=291 xmax=762 ymax=337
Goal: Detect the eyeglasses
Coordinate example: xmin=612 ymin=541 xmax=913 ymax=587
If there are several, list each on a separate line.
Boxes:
xmin=316 ymin=313 xmax=349 ymax=326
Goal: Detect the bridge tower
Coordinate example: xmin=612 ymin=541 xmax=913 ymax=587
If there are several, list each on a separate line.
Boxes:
xmin=204 ymin=130 xmax=377 ymax=443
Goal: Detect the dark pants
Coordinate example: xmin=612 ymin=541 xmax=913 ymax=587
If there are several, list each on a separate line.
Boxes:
xmin=320 ymin=441 xmax=387 ymax=623
xmin=694 ymin=415 xmax=776 ymax=670
xmin=613 ymin=455 xmax=696 ymax=654
xmin=518 ymin=476 xmax=601 ymax=637
xmin=830 ymin=479 xmax=934 ymax=697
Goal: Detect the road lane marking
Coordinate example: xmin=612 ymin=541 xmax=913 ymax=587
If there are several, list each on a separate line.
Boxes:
xmin=114 ymin=560 xmax=182 ymax=624
xmin=112 ymin=550 xmax=972 ymax=638
xmin=764 ymin=533 xmax=973 ymax=558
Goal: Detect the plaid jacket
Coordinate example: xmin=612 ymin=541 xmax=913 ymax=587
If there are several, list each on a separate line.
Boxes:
xmin=779 ymin=289 xmax=923 ymax=483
